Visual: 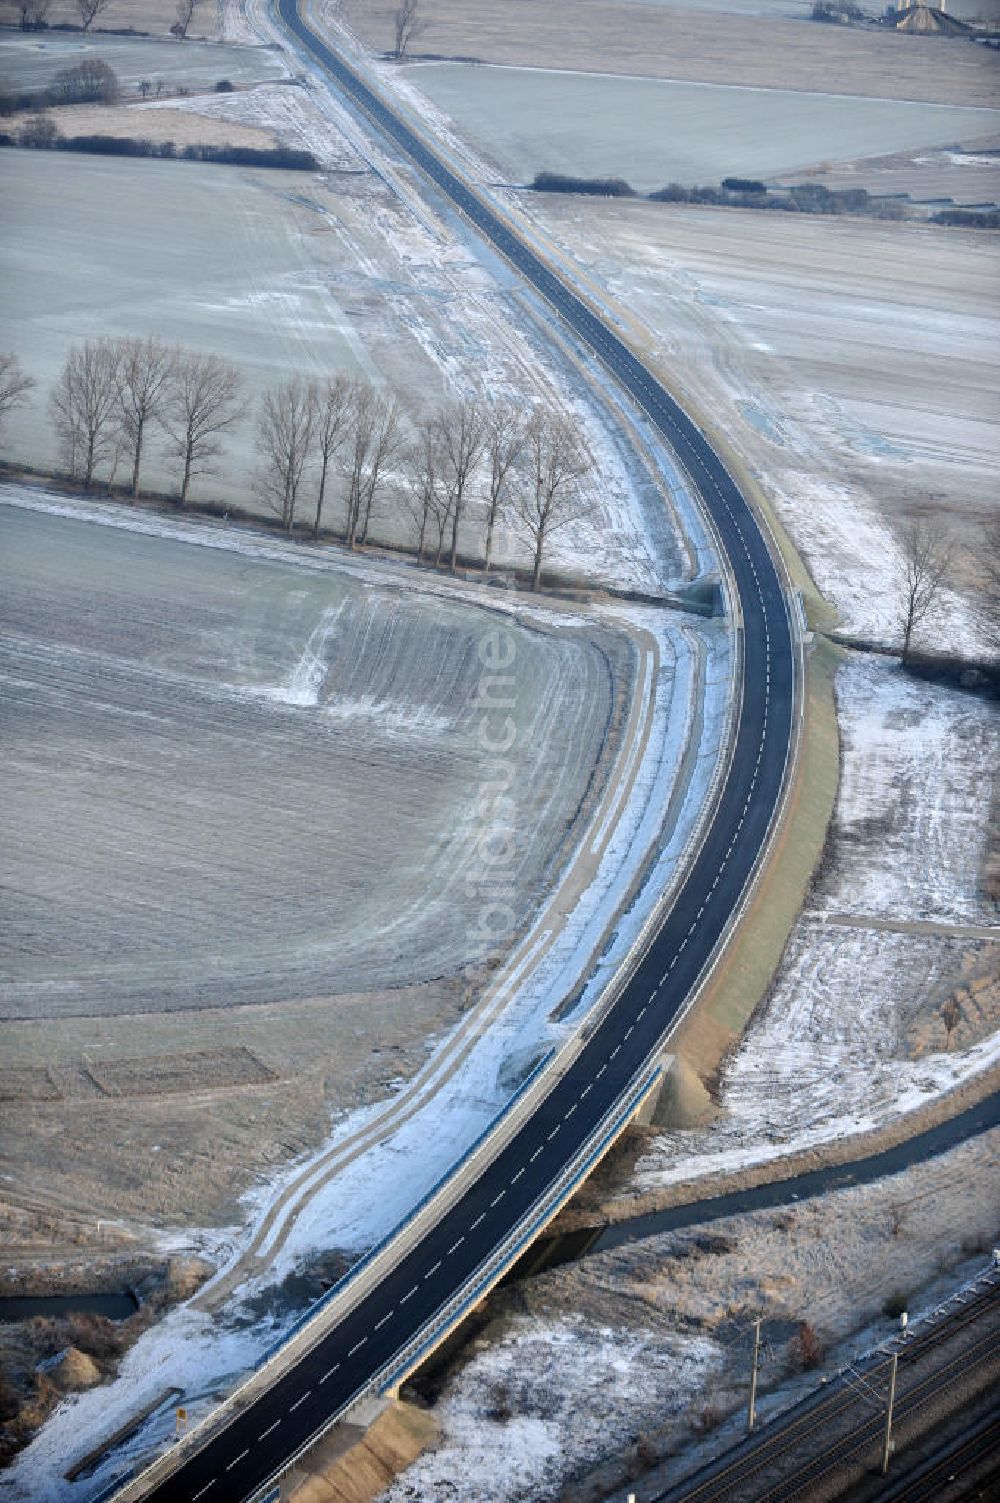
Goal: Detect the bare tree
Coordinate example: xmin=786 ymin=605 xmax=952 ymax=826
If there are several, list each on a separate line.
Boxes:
xmin=791 ymin=1322 xmax=824 ymax=1371
xmin=19 ymin=0 xmax=51 ymax=29
xmin=50 ymin=339 xmax=122 ymax=489
xmin=482 ymin=400 xmax=524 ymax=576
xmin=76 ymin=0 xmax=111 ymax=31
xmin=514 ymin=411 xmax=590 ymax=591
xmin=896 ymin=520 xmax=953 ymax=659
xmin=115 ymin=337 xmax=174 ymax=498
xmin=344 ymin=385 xmax=404 ymax=548
xmin=941 ymin=995 xmax=962 ymax=1051
xmin=312 ymin=374 xmax=354 ymax=538
xmin=438 ymin=396 xmax=485 ymax=574
xmin=980 ymin=519 xmax=1000 ymax=659
xmin=393 ymin=0 xmax=425 ymax=59
xmin=357 ymin=393 xmax=403 ymax=546
xmin=256 ymin=378 xmax=318 ymax=533
xmin=171 ymin=0 xmax=198 ymax=39
xmin=53 ymin=58 xmax=120 ymax=103
xmin=0 ymin=353 xmax=36 ymax=443
xmin=404 ymin=414 xmax=449 ymax=563
xmin=164 ymin=351 xmax=242 ymax=505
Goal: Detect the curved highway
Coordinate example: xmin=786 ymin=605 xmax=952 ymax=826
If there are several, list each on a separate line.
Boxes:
xmin=117 ymin=6 xmax=798 ymax=1500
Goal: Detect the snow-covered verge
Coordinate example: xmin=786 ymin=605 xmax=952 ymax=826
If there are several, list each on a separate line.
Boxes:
xmin=383 ymin=1321 xmax=722 ymax=1503
xmin=633 ymin=651 xmax=999 ymax=1195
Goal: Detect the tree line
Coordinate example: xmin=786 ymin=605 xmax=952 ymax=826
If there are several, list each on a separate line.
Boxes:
xmin=3 ymin=344 xmax=998 ymax=626
xmin=0 ymin=345 xmax=592 ymax=592
xmin=254 ymin=378 xmax=591 ymax=589
xmin=9 ymin=0 xmax=203 ymax=34
xmin=2 ymin=115 xmax=319 ymax=169
xmin=532 ymin=171 xmax=909 ymax=222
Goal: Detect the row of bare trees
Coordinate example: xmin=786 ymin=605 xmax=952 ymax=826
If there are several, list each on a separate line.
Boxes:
xmin=47 ymin=337 xmax=242 ymax=502
xmin=0 ymin=345 xmax=590 ymax=590
xmin=4 ymin=341 xmax=999 ymax=618
xmin=254 ymin=381 xmax=591 ymax=589
xmin=13 ymin=0 xmax=200 ymax=32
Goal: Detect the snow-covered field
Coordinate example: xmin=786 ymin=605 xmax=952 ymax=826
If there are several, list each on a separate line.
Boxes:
xmin=395 ymin=62 xmax=1000 ymax=192
xmin=0 ymin=69 xmax=677 ymax=594
xmin=524 ymin=195 xmax=1000 ymax=653
xmin=634 ymin=652 xmax=1000 ymax=1194
xmin=385 ymin=1321 xmax=722 ymax=1503
xmin=0 ymin=31 xmax=284 ymax=93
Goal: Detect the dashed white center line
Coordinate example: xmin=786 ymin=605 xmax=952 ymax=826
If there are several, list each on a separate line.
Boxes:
xmin=471 ymin=1213 xmax=486 ymax=1230
xmin=564 ymin=1103 xmax=577 ymax=1119
xmin=425 ymin=1260 xmax=442 ymax=1278
xmin=319 ymin=1364 xmax=340 ymax=1384
xmin=636 ymin=1006 xmax=646 ymax=1020
xmin=348 ymin=1337 xmax=367 ymax=1355
xmin=447 ymin=1236 xmax=465 ymax=1254
xmin=192 ymin=1483 xmax=216 ymax=1500
xmin=259 ymin=1420 xmax=281 ymax=1440
xmin=596 ymin=1064 xmax=607 ymax=1078
xmin=490 ymin=1191 xmax=505 ymax=1207
xmin=225 ymin=1450 xmax=249 ymax=1472
xmin=547 ymin=1125 xmax=560 ymax=1140
xmin=511 ymin=1167 xmax=525 ymax=1183
xmin=374 ymin=1313 xmax=392 ymax=1330
xmin=624 ymin=1026 xmax=634 ymax=1040
xmin=581 ymin=1083 xmax=593 ymax=1097
xmin=530 ymin=1147 xmax=543 ymax=1162
xmin=610 ymin=1045 xmax=621 ymax=1059
xmin=289 ymin=1390 xmax=311 ymax=1412
xmin=400 ymin=1285 xmax=419 ymax=1303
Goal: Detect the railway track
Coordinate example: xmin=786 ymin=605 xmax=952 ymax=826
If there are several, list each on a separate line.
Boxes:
xmin=655 ymin=1274 xmax=1000 ymax=1503
xmin=876 ymin=1408 xmax=1000 ymax=1503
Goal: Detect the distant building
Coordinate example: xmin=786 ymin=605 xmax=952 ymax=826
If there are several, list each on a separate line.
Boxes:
xmin=891 ymin=0 xmax=975 ymax=34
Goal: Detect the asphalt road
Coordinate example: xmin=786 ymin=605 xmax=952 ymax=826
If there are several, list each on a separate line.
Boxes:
xmin=122 ymin=6 xmax=797 ymax=1500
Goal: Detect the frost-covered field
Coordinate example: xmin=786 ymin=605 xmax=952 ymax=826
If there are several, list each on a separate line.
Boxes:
xmin=0 ymin=139 xmax=670 ymax=590
xmin=337 ymin=0 xmax=1000 ymax=106
xmin=1 ymin=487 xmax=738 ymax=1501
xmin=0 ymin=491 xmax=636 ymax=1269
xmin=0 ymin=31 xmax=285 ymax=93
xmin=634 ymin=652 xmax=1000 ymax=1194
xmin=1 ymin=501 xmax=625 ymax=1019
xmin=395 ymin=63 xmax=1000 ymax=192
xmin=526 ymin=196 xmax=1000 ymax=651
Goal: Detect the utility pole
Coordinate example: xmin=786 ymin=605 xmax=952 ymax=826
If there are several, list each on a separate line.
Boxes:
xmin=881 ymin=1352 xmax=898 ymax=1474
xmin=747 ymin=1317 xmax=762 ymax=1431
